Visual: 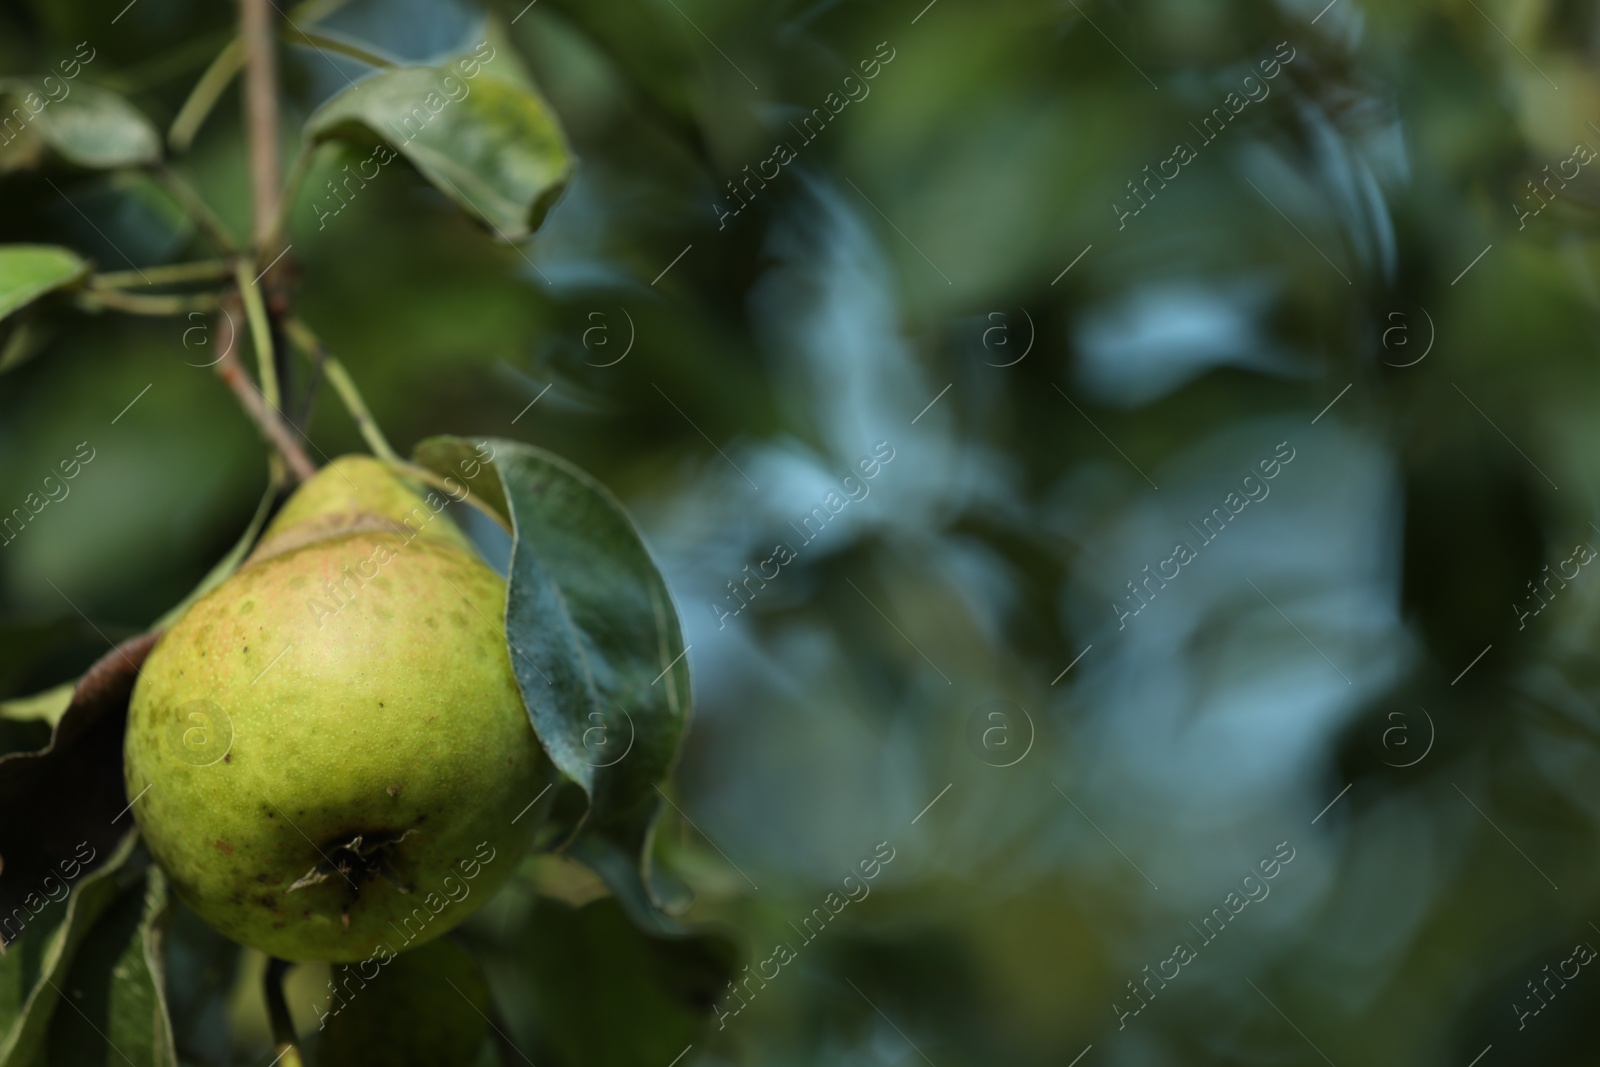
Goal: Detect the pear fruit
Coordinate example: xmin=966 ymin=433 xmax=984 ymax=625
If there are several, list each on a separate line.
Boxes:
xmin=125 ymin=456 xmax=552 ymax=962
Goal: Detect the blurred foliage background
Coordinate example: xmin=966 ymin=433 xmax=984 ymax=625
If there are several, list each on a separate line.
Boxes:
xmin=5 ymin=0 xmax=1600 ymax=1063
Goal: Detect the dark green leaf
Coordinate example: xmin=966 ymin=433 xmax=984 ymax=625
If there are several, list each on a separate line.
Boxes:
xmin=0 ymin=618 xmax=104 ymax=704
xmin=0 ymin=633 xmax=159 ymax=951
xmin=305 ymin=63 xmax=572 ymax=239
xmin=0 ymin=81 xmax=160 ymax=169
xmin=411 ymin=437 xmax=691 ymax=927
xmin=0 ymin=246 xmax=88 ymax=324
xmin=46 ymin=861 xmax=177 ymax=1067
xmin=506 ymin=896 xmax=736 ymax=1066
xmin=318 ymin=938 xmax=494 ymax=1067
xmin=0 ymin=833 xmax=141 ymax=1067
xmin=530 ymin=0 xmax=708 ymax=159
xmin=160 ymin=903 xmax=237 ymax=1067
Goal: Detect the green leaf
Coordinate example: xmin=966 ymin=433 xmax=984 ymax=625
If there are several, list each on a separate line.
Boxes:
xmin=305 ymin=64 xmax=572 ymax=240
xmin=0 ymin=81 xmax=161 ymax=169
xmin=0 ymin=684 xmax=74 ymax=730
xmin=504 ymin=896 xmax=736 ymax=1066
xmin=46 ymin=862 xmax=177 ymax=1067
xmin=411 ymin=437 xmax=691 ymax=926
xmin=0 ymin=633 xmax=161 ymax=953
xmin=0 ymin=246 xmax=88 ymax=324
xmin=318 ymin=938 xmax=494 ymax=1067
xmin=159 ymin=903 xmax=237 ymax=1067
xmin=530 ymin=0 xmax=707 ymax=156
xmin=0 ymin=833 xmax=141 ymax=1067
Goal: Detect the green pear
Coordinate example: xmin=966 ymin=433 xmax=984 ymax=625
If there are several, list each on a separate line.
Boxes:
xmin=125 ymin=456 xmax=553 ymax=963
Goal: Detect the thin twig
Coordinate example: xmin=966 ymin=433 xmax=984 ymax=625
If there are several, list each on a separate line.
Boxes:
xmin=154 ymin=166 xmax=239 ymax=254
xmin=268 ymin=145 xmax=315 ymax=251
xmin=76 ymin=290 xmax=221 ymax=315
xmin=216 ymin=294 xmax=316 ymax=482
xmin=234 ymin=260 xmax=282 ymax=411
xmin=98 ymin=28 xmax=232 ymax=96
xmin=293 ymin=327 xmax=326 ymax=428
xmin=167 ymin=38 xmax=245 ymax=152
xmin=284 ymin=28 xmax=394 ymax=67
xmin=89 ymin=258 xmax=234 ymax=289
xmin=283 ymin=316 xmax=400 ymax=464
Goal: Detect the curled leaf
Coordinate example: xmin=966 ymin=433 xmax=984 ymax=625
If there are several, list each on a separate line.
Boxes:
xmin=412 ymin=436 xmax=690 ymax=928
xmin=305 ymin=64 xmax=572 ymax=240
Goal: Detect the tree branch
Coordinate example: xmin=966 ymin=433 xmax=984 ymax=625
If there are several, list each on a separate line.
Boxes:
xmin=240 ymin=0 xmax=282 ymax=256
xmin=216 ymin=295 xmax=317 ymax=482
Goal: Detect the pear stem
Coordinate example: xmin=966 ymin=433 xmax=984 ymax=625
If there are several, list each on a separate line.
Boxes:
xmin=263 ymin=958 xmax=306 ymax=1067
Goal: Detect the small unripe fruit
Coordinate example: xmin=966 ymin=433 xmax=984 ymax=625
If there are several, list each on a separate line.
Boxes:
xmin=125 ymin=456 xmax=552 ymax=962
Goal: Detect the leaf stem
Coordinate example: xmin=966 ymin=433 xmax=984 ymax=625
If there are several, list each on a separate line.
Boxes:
xmin=283 ymin=28 xmax=395 ymax=68
xmin=153 ymin=165 xmax=239 ymax=254
xmin=283 ymin=316 xmax=401 ymax=464
xmin=89 ymin=258 xmax=235 ymax=289
xmin=268 ymin=145 xmax=314 ymax=250
xmin=75 ymin=290 xmax=222 ymax=315
xmin=234 ymin=260 xmax=283 ymax=411
xmin=263 ymin=958 xmax=307 ymax=1067
xmin=100 ymin=28 xmax=233 ymax=96
xmin=167 ymin=38 xmax=245 ymax=152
